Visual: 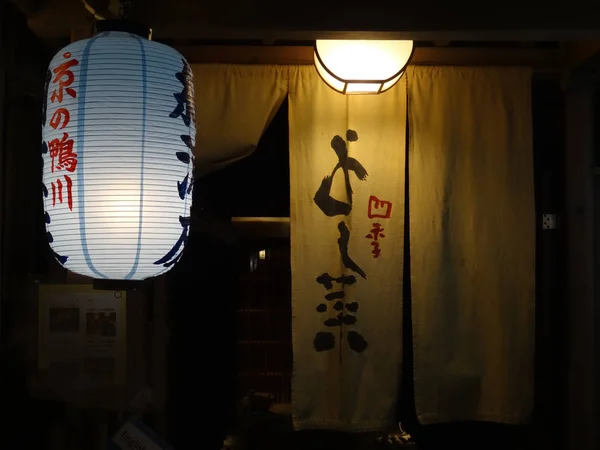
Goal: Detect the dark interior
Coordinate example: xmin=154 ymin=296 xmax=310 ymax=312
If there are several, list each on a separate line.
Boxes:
xmin=0 ymin=2 xmax=591 ymax=449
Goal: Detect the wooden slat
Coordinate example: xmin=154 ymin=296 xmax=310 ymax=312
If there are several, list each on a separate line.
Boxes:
xmin=176 ymin=45 xmax=559 ymax=69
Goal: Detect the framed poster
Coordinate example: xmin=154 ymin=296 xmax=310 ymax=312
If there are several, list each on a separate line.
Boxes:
xmin=38 ymin=284 xmax=127 ymax=387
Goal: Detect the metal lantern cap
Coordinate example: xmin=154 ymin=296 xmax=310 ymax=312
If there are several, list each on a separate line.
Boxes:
xmin=95 ymin=19 xmax=152 ymax=39
xmin=314 ymin=39 xmax=414 ymax=94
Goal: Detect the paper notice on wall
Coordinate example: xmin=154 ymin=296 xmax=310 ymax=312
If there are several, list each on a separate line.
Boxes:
xmin=108 ymin=418 xmax=172 ymax=450
xmin=38 ymin=284 xmax=126 ymax=386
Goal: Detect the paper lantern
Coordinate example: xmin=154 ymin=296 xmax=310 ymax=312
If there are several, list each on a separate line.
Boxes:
xmin=41 ymin=25 xmax=195 ymax=280
xmin=314 ymin=39 xmax=414 ymax=94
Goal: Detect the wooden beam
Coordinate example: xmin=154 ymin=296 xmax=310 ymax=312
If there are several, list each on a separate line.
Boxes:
xmin=11 ymin=0 xmax=44 ymax=15
xmin=176 ymin=45 xmax=559 ymax=69
xmin=562 ymin=42 xmax=600 ymax=69
xmin=231 ymin=217 xmax=290 ymax=238
xmin=24 ymin=1 xmax=600 ymax=41
xmin=163 ymin=29 xmax=600 ymax=43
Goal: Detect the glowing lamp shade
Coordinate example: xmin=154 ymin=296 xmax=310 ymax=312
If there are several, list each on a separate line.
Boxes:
xmin=314 ymin=39 xmax=414 ymax=94
xmin=41 ymin=31 xmax=195 ymax=280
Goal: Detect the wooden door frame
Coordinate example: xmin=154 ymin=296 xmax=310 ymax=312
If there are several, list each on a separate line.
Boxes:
xmin=564 ymin=67 xmax=599 ymax=450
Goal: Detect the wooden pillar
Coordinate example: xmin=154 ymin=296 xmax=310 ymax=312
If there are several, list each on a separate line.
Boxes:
xmin=149 ymin=276 xmax=169 ymax=436
xmin=0 ymin=0 xmax=6 ymax=338
xmin=564 ymin=74 xmax=598 ymax=450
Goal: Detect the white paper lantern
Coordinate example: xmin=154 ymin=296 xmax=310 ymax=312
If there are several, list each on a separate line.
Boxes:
xmin=41 ymin=28 xmax=195 ymax=280
xmin=314 ymin=39 xmax=414 ymax=94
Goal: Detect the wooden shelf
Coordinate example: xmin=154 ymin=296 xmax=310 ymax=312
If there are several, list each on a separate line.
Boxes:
xmin=231 ymin=217 xmax=290 ymax=238
xmin=239 ymin=372 xmax=291 ymax=377
xmin=237 ymin=308 xmax=291 ymax=313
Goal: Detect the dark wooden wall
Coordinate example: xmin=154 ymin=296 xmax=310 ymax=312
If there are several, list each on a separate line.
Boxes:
xmin=0 ymin=0 xmax=6 ymax=340
xmin=0 ymin=2 xmax=52 ymax=448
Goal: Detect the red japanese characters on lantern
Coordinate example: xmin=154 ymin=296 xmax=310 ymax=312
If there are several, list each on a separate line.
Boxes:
xmin=366 ymin=196 xmax=392 ymax=258
xmin=50 ymin=52 xmax=78 ymax=103
xmin=51 ymin=175 xmax=73 ymax=211
xmin=47 ymin=52 xmax=78 ymax=212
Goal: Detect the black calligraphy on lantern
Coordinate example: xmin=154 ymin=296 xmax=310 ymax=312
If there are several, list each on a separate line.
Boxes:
xmin=365 ymin=196 xmax=393 ymax=258
xmin=169 ymin=59 xmax=195 ymax=127
xmin=168 ymin=59 xmax=195 ymax=201
xmin=153 ymin=215 xmax=191 ymax=268
xmin=42 ymin=153 xmax=68 ymax=265
xmin=312 ymin=130 xmax=369 ymax=354
xmin=154 ymin=59 xmax=196 ymax=268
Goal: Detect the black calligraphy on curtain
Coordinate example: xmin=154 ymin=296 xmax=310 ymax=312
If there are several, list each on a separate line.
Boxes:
xmin=312 ymin=129 xmax=369 ymax=353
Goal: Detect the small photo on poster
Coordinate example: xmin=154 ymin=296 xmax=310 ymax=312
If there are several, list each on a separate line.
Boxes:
xmin=86 ymin=311 xmax=117 ymax=337
xmin=49 ymin=307 xmax=80 ymax=333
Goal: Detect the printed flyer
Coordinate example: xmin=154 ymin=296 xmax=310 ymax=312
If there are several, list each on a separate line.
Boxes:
xmin=38 ymin=284 xmax=126 ymax=386
xmin=108 ymin=418 xmax=172 ymax=450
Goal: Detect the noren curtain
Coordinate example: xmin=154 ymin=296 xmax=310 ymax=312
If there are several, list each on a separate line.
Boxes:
xmin=407 ymin=66 xmax=535 ymax=424
xmin=191 ymin=64 xmax=288 ymax=175
xmin=191 ymin=63 xmax=536 ymax=428
xmin=288 ymin=66 xmax=407 ymax=431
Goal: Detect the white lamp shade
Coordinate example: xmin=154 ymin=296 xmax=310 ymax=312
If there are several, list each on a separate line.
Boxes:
xmin=314 ymin=39 xmax=414 ymax=94
xmin=41 ymin=31 xmax=195 ymax=280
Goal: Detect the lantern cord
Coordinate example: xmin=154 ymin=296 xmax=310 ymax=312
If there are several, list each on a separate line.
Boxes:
xmin=81 ymin=0 xmax=105 ymax=21
xmin=80 ymin=0 xmax=151 ymax=39
xmin=109 ymin=0 xmax=135 ymax=19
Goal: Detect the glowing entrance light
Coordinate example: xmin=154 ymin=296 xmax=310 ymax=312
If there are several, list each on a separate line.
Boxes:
xmin=314 ymin=39 xmax=414 ymax=94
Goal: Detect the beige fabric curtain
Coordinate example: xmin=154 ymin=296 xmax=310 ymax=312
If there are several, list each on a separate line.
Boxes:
xmin=408 ymin=66 xmax=535 ymax=424
xmin=191 ymin=64 xmax=288 ymax=175
xmin=289 ymin=66 xmax=406 ymax=431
